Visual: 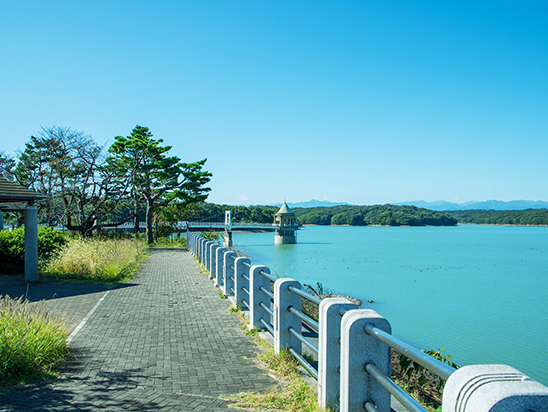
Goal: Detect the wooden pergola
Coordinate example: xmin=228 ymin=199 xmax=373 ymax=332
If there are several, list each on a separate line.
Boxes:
xmin=0 ymin=177 xmax=46 ymax=282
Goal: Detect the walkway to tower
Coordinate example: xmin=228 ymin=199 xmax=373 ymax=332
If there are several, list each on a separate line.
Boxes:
xmin=0 ymin=249 xmax=277 ymax=411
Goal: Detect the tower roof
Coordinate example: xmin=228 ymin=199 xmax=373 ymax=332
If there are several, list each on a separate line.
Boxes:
xmin=277 ymin=201 xmax=293 ymax=215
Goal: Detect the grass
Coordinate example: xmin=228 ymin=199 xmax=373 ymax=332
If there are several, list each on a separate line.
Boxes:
xmin=0 ymin=295 xmax=70 ymax=389
xmin=226 ymin=305 xmax=328 ymax=412
xmin=42 ymin=238 xmax=149 ymax=282
xmin=229 ymin=340 xmax=326 ymax=412
xmin=150 ymin=237 xmax=187 ymax=248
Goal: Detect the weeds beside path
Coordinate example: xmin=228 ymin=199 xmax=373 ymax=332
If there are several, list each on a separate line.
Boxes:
xmin=0 ymin=296 xmax=70 ymax=390
xmin=42 ymin=238 xmax=149 ymax=283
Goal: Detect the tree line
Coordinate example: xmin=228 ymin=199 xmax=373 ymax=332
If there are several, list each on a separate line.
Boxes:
xmin=294 ymin=204 xmax=458 ymax=226
xmin=445 ymin=209 xmax=548 ymax=225
xmin=182 ymin=203 xmax=458 ymax=227
xmin=0 ymin=125 xmax=211 ymax=244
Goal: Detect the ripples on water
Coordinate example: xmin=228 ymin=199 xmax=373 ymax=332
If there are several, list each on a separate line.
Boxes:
xmin=231 ymin=224 xmax=548 ymax=385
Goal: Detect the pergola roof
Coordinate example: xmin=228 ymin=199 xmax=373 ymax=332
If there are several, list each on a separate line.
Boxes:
xmin=0 ymin=177 xmax=45 ymax=203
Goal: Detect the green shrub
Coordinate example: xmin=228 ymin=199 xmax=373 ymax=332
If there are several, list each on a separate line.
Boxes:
xmin=0 ymin=295 xmax=70 ymax=388
xmin=0 ymin=227 xmax=67 ymax=274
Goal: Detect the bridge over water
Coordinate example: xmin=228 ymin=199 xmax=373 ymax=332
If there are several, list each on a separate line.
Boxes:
xmin=186 ymin=208 xmax=298 ymax=246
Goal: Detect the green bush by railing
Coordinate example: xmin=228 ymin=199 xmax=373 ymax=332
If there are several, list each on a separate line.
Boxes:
xmin=0 ymin=227 xmax=67 ymax=274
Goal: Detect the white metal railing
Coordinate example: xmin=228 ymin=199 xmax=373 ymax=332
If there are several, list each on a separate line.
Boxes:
xmin=186 ymin=221 xmax=278 ymax=227
xmin=186 ymin=231 xmax=548 ymax=412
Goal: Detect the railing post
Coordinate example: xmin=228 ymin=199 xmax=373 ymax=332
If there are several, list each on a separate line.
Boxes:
xmin=209 ymin=243 xmax=219 ymax=279
xmin=190 ymin=232 xmax=195 ymax=253
xmin=199 ymin=237 xmax=205 ymax=262
xmin=223 ymin=251 xmax=237 ymax=296
xmin=340 ymin=309 xmax=391 ymax=412
xmin=318 ymin=298 xmax=358 ymax=410
xmin=201 ymin=238 xmax=208 ymax=264
xmin=204 ymin=241 xmax=213 ymax=271
xmin=215 ymin=247 xmax=227 ymax=287
xmin=274 ymin=278 xmax=302 ymax=355
xmin=443 ymin=364 xmax=548 ymax=411
xmin=194 ymin=232 xmax=202 ymax=257
xmin=234 ymin=257 xmax=251 ymax=309
xmin=249 ymin=265 xmax=272 ymax=331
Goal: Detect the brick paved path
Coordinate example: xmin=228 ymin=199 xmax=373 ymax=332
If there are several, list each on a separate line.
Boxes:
xmin=1 ymin=249 xmax=276 ymax=411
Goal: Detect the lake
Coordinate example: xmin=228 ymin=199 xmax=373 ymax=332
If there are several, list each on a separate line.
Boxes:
xmin=230 ymin=224 xmax=548 ymax=385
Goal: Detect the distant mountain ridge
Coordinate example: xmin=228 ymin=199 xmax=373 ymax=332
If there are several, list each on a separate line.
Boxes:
xmin=267 ymin=199 xmax=354 ymax=208
xmin=264 ymin=199 xmax=548 ymax=211
xmin=396 ymin=200 xmax=548 ymax=211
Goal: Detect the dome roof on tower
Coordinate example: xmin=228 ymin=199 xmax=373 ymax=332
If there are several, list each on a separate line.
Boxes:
xmin=276 ymin=202 xmax=293 ymax=215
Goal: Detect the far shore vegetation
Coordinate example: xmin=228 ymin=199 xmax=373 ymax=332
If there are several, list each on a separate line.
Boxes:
xmin=445 ymin=208 xmax=548 ymax=225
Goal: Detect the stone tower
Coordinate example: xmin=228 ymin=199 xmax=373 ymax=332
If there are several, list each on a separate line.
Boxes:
xmin=274 ymin=202 xmax=298 ymax=244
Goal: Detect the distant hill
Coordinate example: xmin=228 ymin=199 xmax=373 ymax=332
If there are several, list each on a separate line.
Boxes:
xmin=267 ymin=199 xmax=355 ymax=208
xmin=396 ymin=200 xmax=548 ymax=211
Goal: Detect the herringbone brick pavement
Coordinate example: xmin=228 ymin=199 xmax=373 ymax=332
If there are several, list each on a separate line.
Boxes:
xmin=1 ymin=249 xmax=276 ymax=411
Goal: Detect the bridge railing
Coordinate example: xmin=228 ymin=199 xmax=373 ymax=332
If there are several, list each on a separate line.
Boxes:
xmin=187 ymin=231 xmax=548 ymax=412
xmin=186 ymin=221 xmax=278 ymax=228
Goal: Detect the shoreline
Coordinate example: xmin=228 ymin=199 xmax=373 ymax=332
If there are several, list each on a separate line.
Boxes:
xmin=302 ymin=223 xmax=548 ymax=228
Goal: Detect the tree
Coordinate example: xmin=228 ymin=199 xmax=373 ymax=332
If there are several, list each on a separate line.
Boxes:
xmin=108 ymin=126 xmax=212 ymax=244
xmin=0 ymin=151 xmax=16 ymax=181
xmin=14 ymin=126 xmax=132 ymax=236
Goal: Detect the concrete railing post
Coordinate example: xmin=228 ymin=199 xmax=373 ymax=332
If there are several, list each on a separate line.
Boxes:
xmin=274 ymin=278 xmax=302 ymax=355
xmin=209 ymin=244 xmax=219 ymax=279
xmin=189 ymin=232 xmax=196 ymax=254
xmin=443 ymin=364 xmax=548 ymax=411
xmin=249 ymin=265 xmax=272 ymax=331
xmin=234 ymin=257 xmax=251 ymax=310
xmin=199 ymin=237 xmax=205 ymax=264
xmin=318 ymin=298 xmax=358 ymax=410
xmin=200 ymin=238 xmax=207 ymax=263
xmin=202 ymin=239 xmax=215 ymax=272
xmin=340 ymin=309 xmax=391 ymax=412
xmin=215 ymin=247 xmax=227 ymax=287
xmin=196 ymin=236 xmax=201 ymax=259
xmin=194 ymin=233 xmax=199 ymax=254
xmin=223 ymin=251 xmax=237 ymax=296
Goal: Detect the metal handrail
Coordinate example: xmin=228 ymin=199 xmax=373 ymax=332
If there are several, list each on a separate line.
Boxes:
xmin=289 ymin=347 xmax=318 ymax=379
xmin=259 ymin=286 xmax=274 ymax=299
xmin=365 ymin=324 xmax=456 ymax=381
xmin=288 ymin=306 xmax=319 ymax=331
xmin=242 ymin=273 xmax=250 ymax=282
xmin=259 ymin=269 xmax=276 ymax=283
xmin=260 ymin=318 xmax=274 ymax=335
xmin=288 ymin=285 xmax=322 ymax=305
xmin=242 ymin=261 xmax=252 ymax=268
xmin=241 ymin=299 xmax=250 ymax=310
xmin=365 ymin=363 xmax=428 ymax=412
xmin=259 ymin=302 xmax=274 ymax=317
xmin=242 ymin=286 xmax=250 ymax=296
xmin=288 ymin=327 xmax=318 ymax=354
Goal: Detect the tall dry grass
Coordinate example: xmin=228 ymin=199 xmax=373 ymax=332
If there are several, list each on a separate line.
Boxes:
xmin=42 ymin=238 xmax=149 ymax=282
xmin=0 ymin=295 xmax=70 ymax=388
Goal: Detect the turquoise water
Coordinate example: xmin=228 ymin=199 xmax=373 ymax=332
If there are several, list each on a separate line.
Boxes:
xmin=231 ymin=225 xmax=548 ymax=385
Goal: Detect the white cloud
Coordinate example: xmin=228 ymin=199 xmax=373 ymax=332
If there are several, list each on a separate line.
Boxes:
xmin=239 ymin=195 xmax=251 ymax=201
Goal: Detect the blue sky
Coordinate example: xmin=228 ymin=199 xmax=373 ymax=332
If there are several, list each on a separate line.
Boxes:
xmin=1 ymin=1 xmax=547 ymax=206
